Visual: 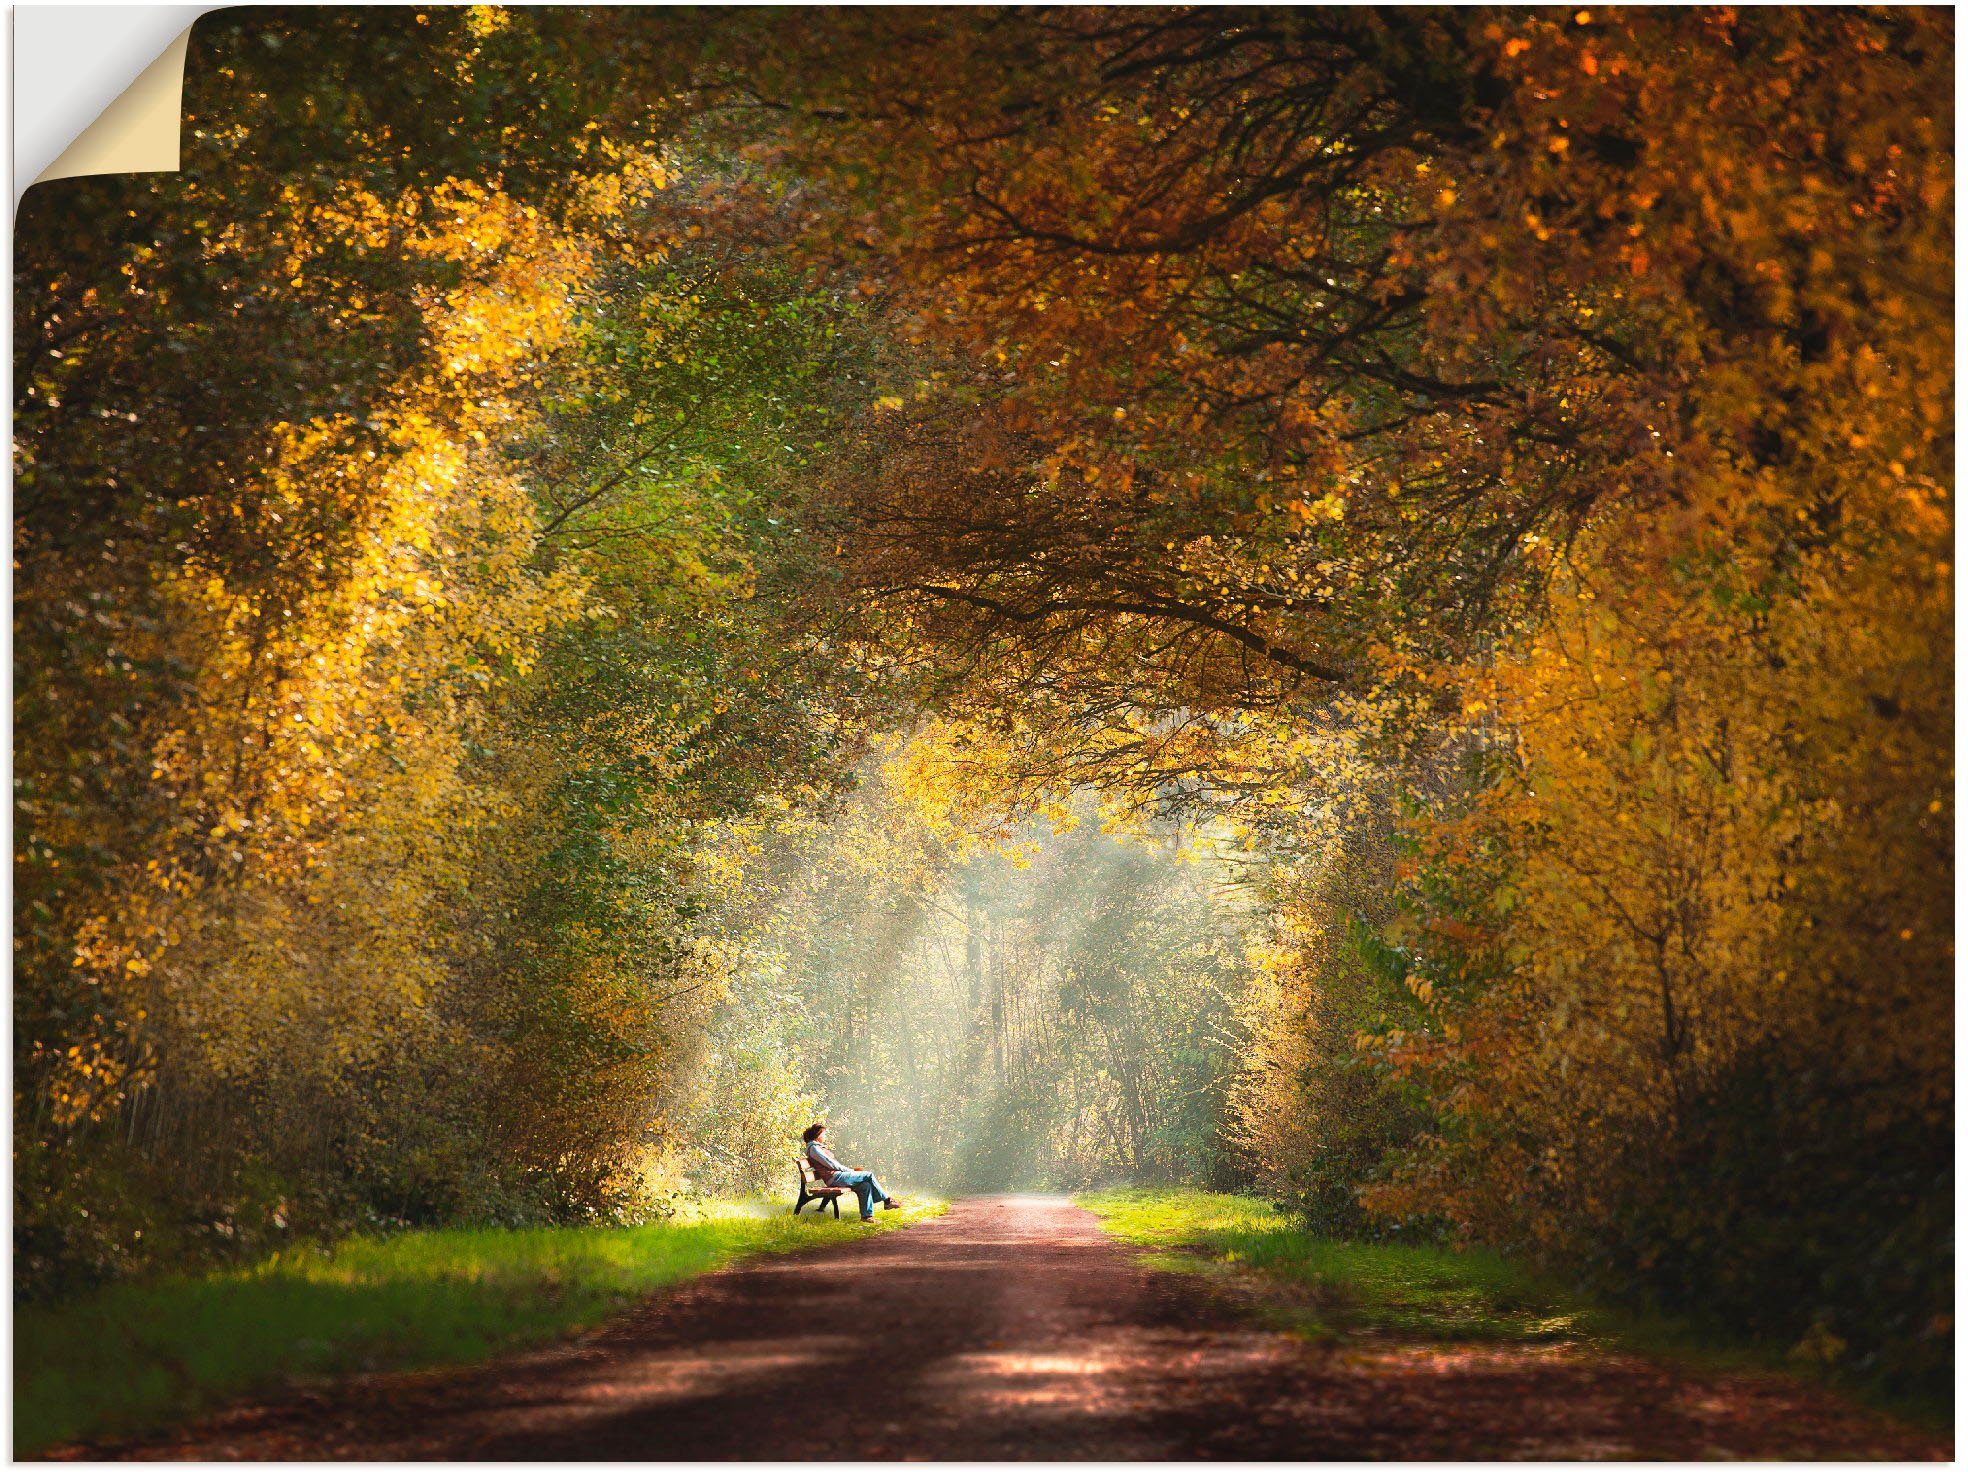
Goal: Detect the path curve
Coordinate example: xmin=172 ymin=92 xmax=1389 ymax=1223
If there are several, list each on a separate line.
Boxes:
xmin=74 ymin=1196 xmax=1943 ymax=1460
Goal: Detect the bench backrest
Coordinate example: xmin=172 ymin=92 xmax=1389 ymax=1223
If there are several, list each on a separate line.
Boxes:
xmin=798 ymin=1154 xmax=840 ymax=1190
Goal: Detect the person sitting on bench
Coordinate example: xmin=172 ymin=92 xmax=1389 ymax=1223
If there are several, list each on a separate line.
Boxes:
xmin=802 ymin=1123 xmax=902 ymax=1222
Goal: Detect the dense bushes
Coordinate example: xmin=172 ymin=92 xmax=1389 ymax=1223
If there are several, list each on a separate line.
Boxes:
xmin=1598 ymin=1041 xmax=1952 ymax=1397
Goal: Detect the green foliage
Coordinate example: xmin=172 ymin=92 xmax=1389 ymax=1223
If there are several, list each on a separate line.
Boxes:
xmin=1574 ymin=1039 xmax=1954 ymax=1401
xmin=1228 ymin=809 xmax=1445 ymax=1241
xmin=15 ymin=1198 xmax=946 ymax=1456
xmin=665 ymin=976 xmax=821 ymax=1196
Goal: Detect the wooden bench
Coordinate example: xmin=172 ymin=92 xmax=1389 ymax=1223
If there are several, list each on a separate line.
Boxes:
xmin=793 ymin=1156 xmax=847 ymax=1217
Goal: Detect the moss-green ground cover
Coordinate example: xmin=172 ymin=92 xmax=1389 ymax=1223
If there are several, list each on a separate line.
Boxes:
xmin=17 ymin=1197 xmax=944 ymax=1456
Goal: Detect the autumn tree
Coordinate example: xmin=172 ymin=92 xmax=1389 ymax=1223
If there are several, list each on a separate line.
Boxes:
xmin=14 ymin=6 xmax=1950 ymax=1399
xmin=14 ymin=8 xmax=901 ymax=1284
xmin=716 ymin=4 xmax=1953 ymax=1384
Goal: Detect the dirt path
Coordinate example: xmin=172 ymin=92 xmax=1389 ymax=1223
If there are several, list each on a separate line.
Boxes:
xmin=75 ymin=1195 xmax=1943 ymax=1460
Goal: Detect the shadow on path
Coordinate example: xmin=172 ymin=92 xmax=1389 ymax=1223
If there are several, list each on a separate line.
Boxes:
xmin=70 ymin=1195 xmax=1944 ymax=1460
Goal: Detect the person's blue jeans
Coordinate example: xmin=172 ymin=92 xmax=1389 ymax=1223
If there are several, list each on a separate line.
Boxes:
xmin=832 ymin=1170 xmax=889 ymax=1219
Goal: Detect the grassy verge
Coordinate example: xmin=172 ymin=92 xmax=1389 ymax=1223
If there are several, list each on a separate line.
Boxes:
xmin=1075 ymin=1188 xmax=1946 ymax=1431
xmin=16 ymin=1196 xmax=944 ymax=1456
xmin=1077 ymin=1187 xmax=1626 ymax=1346
xmin=1073 ymin=1188 xmax=1807 ymax=1359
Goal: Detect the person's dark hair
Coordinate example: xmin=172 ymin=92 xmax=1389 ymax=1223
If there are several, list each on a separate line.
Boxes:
xmin=801 ymin=1123 xmax=825 ymax=1142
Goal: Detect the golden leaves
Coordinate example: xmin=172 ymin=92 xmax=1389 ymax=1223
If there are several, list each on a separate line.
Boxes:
xmin=58 ymin=163 xmax=626 ymax=1088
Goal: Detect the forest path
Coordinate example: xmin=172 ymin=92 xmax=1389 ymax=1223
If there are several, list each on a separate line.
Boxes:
xmin=86 ymin=1195 xmax=1940 ymax=1461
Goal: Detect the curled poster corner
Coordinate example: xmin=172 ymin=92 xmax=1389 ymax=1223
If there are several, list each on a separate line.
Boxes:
xmin=15 ymin=6 xmax=211 ymax=200
xmin=36 ymin=28 xmax=192 ymax=186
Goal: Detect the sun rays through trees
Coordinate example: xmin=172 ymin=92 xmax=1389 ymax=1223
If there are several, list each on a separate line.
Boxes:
xmin=14 ymin=4 xmax=1952 ymax=1403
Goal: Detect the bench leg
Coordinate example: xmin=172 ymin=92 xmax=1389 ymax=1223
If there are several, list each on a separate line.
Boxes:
xmin=793 ymin=1192 xmax=808 ymax=1215
xmin=829 ymin=1195 xmax=841 ymax=1219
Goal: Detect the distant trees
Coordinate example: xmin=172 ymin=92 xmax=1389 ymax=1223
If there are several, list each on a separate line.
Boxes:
xmin=695 ymin=767 xmax=1255 ymax=1192
xmin=14 ymin=5 xmax=1952 ymax=1399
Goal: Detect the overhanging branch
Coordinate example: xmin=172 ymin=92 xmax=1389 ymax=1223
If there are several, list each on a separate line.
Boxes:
xmin=891 ymin=583 xmax=1349 ymax=685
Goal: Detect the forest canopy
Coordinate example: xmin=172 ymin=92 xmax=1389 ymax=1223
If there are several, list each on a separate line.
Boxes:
xmin=13 ymin=5 xmax=1952 ymax=1399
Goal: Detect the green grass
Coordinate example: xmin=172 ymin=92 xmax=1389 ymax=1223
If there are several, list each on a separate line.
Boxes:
xmin=15 ymin=1196 xmax=944 ymax=1457
xmin=1075 ymin=1187 xmax=1740 ymax=1354
xmin=1080 ymin=1189 xmax=1952 ymax=1435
